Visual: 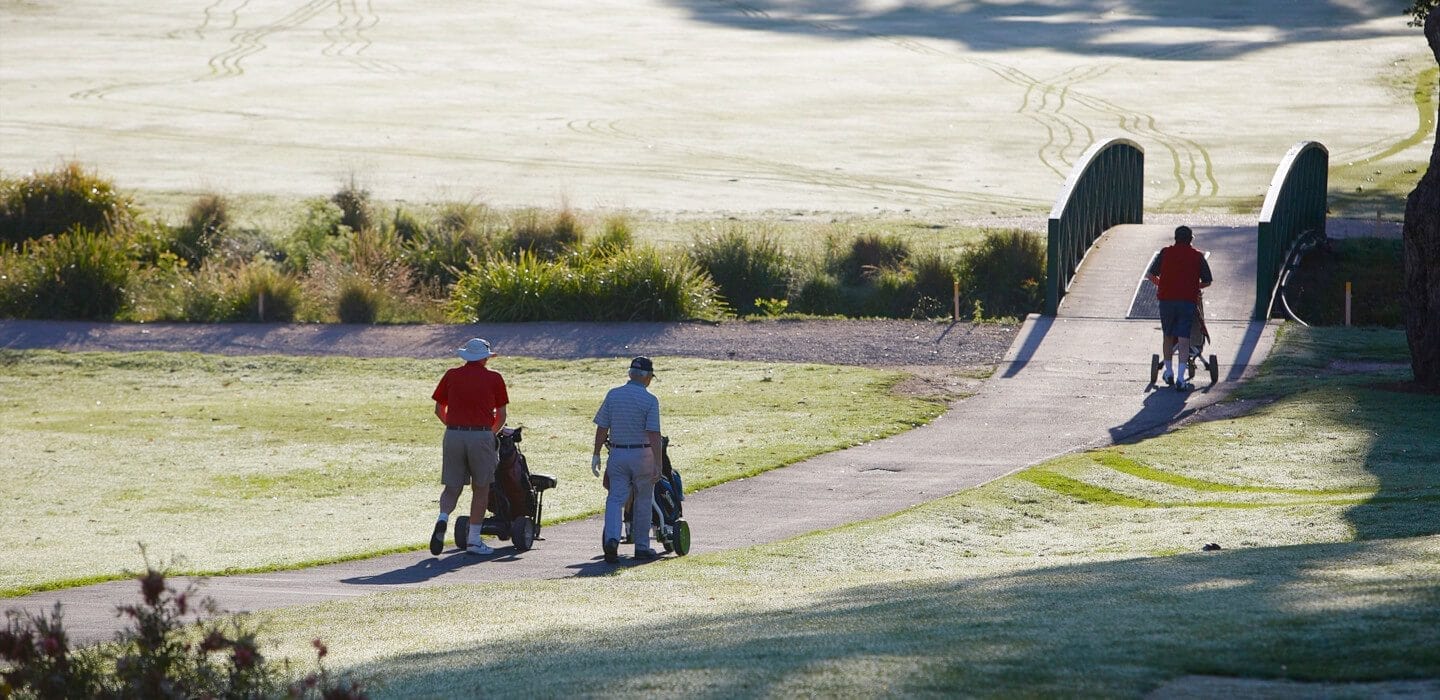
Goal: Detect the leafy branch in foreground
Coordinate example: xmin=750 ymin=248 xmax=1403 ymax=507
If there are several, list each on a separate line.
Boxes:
xmin=1 ymin=564 xmax=368 ymax=699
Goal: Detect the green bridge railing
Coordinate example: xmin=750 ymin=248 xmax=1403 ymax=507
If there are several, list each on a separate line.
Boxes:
xmin=1255 ymin=141 xmax=1328 ymax=320
xmin=1045 ymin=138 xmax=1145 ymax=315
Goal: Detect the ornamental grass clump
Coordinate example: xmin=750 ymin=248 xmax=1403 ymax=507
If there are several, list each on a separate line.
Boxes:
xmin=448 ymin=246 xmax=725 ymax=322
xmin=956 ymin=229 xmax=1044 ymax=319
xmin=0 ymin=162 xmax=138 ymax=247
xmin=689 ymin=225 xmax=792 ymax=316
xmin=172 ymin=193 xmax=231 ymax=267
xmin=506 ymin=207 xmax=583 ymax=260
xmin=0 ymin=565 xmax=369 ymax=699
xmin=404 ymin=202 xmax=500 ymax=288
xmin=0 ymin=227 xmax=133 ymax=320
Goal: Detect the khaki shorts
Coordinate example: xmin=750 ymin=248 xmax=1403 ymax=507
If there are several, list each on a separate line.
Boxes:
xmin=441 ymin=429 xmax=498 ymax=487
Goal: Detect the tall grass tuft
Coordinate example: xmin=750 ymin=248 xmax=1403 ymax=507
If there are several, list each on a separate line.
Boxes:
xmin=1 ymin=227 xmax=132 ymax=319
xmin=447 ymin=252 xmax=576 ymax=322
xmin=331 ymin=177 xmax=374 ymax=234
xmin=507 ymin=207 xmax=583 ymax=260
xmin=406 ymin=202 xmax=499 ymax=287
xmin=0 ymin=162 xmax=138 ymax=246
xmin=448 ymin=247 xmax=725 ymax=322
xmin=588 ymin=214 xmax=634 ymax=255
xmin=689 ymin=226 xmax=792 ymax=316
xmin=834 ymin=233 xmax=910 ymax=284
xmin=586 ymin=246 xmax=726 ymax=321
xmin=957 ymin=229 xmax=1045 ymax=319
xmin=173 ymin=193 xmax=230 ymax=267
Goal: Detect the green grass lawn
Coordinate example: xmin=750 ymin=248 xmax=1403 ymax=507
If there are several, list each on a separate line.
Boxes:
xmin=229 ymin=326 xmax=1438 ymax=696
xmin=0 ymin=352 xmax=942 ymax=597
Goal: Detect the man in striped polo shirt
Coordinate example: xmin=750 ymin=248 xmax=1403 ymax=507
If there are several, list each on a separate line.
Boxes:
xmin=591 ymin=356 xmax=664 ymax=563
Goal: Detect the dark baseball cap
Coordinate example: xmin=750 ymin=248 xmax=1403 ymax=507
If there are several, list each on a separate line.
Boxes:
xmin=630 ymin=356 xmax=656 ymax=373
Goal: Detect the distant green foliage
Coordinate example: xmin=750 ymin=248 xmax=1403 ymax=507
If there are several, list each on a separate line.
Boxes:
xmin=404 ymin=202 xmax=500 ymax=288
xmin=957 ymin=229 xmax=1045 ymax=319
xmin=281 ymin=199 xmax=347 ymax=272
xmin=689 ymin=226 xmax=792 ymax=315
xmin=0 ymin=227 xmax=132 ymax=320
xmin=0 ymin=163 xmax=138 ymax=246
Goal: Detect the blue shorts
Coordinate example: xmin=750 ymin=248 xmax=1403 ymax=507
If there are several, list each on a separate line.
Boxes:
xmin=1158 ymin=300 xmax=1196 ymax=339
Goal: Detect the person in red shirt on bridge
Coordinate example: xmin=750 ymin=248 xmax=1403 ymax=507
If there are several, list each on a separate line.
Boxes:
xmin=429 ymin=337 xmax=509 ymax=555
xmin=1146 ymin=226 xmax=1213 ymax=392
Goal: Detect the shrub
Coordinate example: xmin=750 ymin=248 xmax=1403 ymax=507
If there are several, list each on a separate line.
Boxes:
xmin=1 ymin=227 xmax=132 ymax=320
xmin=281 ymin=199 xmax=347 ymax=272
xmin=406 ymin=202 xmax=499 ymax=287
xmin=0 ymin=565 xmax=369 ymax=698
xmin=448 ymin=247 xmax=725 ymax=322
xmin=230 ymin=259 xmax=301 ymax=322
xmin=689 ymin=226 xmax=792 ymax=316
xmin=834 ymin=233 xmax=910 ymax=284
xmin=448 ymin=251 xmax=577 ymax=322
xmin=331 ymin=177 xmax=373 ymax=234
xmin=588 ymin=215 xmax=634 ymax=254
xmin=0 ymin=162 xmax=138 ymax=247
xmin=585 ymin=246 xmax=726 ymax=321
xmin=957 ymin=229 xmax=1045 ymax=319
xmin=183 ymin=259 xmax=301 ymax=322
xmin=860 ymin=267 xmax=919 ymax=318
xmin=506 ymin=208 xmax=583 ymax=260
xmin=336 ymin=275 xmax=382 ymax=323
xmin=788 ymin=270 xmax=846 ymax=316
xmin=173 ymin=193 xmax=230 ymax=266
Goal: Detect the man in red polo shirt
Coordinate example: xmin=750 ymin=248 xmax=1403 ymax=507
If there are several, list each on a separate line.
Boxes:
xmin=1147 ymin=226 xmax=1213 ymax=392
xmin=429 ymin=337 xmax=509 ymax=555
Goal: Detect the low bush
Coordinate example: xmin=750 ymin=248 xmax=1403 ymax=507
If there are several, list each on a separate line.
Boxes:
xmin=406 ymin=202 xmax=499 ymax=287
xmin=506 ymin=207 xmax=582 ymax=260
xmin=0 ymin=162 xmax=138 ymax=247
xmin=281 ymin=199 xmax=347 ymax=272
xmin=448 ymin=246 xmax=725 ymax=322
xmin=833 ymin=233 xmax=910 ymax=284
xmin=336 ymin=276 xmax=383 ymax=323
xmin=689 ymin=226 xmax=792 ymax=316
xmin=788 ymin=270 xmax=846 ymax=316
xmin=585 ymin=245 xmax=725 ymax=321
xmin=0 ymin=227 xmax=132 ymax=320
xmin=172 ymin=193 xmax=230 ymax=267
xmin=0 ymin=565 xmax=368 ymax=698
xmin=182 ymin=259 xmax=301 ymax=322
xmin=331 ymin=177 xmax=374 ymax=235
xmin=957 ymin=229 xmax=1045 ymax=319
xmin=448 ymin=251 xmax=576 ymax=322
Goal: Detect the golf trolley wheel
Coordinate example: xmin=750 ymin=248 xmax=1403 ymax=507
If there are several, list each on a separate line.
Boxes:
xmin=659 ymin=525 xmax=675 ymax=554
xmin=1208 ymin=354 xmax=1219 ymax=385
xmin=510 ymin=516 xmax=536 ymax=551
xmin=1149 ymin=354 xmax=1161 ymax=385
xmin=673 ymin=519 xmax=691 ymax=556
xmin=452 ymin=515 xmax=470 ymax=551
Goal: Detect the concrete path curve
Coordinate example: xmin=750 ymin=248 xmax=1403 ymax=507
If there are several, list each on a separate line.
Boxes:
xmin=3 ymin=224 xmax=1276 ymax=644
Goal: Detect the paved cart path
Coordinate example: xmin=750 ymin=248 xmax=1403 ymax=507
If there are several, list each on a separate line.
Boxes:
xmin=3 ymin=225 xmax=1276 ymax=643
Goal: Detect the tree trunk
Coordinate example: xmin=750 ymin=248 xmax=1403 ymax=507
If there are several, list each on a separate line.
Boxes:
xmin=1403 ymin=11 xmax=1440 ymax=389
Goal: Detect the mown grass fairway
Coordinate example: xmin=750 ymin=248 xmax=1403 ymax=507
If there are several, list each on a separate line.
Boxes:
xmin=0 ymin=352 xmax=942 ymax=596
xmin=231 ymin=327 xmax=1438 ymax=696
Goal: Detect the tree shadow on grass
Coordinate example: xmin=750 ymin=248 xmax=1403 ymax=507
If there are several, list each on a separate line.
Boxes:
xmin=668 ymin=0 xmax=1410 ymax=61
xmin=361 ymin=538 xmax=1440 ymax=696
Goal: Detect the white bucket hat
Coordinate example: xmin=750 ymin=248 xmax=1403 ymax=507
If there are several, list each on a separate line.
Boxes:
xmin=456 ymin=338 xmax=495 ymax=362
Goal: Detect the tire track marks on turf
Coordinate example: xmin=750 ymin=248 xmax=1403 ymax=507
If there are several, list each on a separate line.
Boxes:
xmin=204 ymin=0 xmax=335 ymax=80
xmin=702 ymin=1 xmax=1219 ymax=209
xmin=321 ymin=0 xmax=402 ymax=73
